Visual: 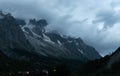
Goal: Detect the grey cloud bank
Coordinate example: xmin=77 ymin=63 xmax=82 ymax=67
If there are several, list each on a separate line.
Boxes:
xmin=0 ymin=0 xmax=120 ymax=56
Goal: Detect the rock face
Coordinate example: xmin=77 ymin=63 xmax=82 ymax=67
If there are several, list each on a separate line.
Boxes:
xmin=0 ymin=12 xmax=101 ymax=62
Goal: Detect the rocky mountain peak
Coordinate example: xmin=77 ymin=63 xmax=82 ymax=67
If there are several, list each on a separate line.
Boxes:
xmin=29 ymin=19 xmax=47 ymax=27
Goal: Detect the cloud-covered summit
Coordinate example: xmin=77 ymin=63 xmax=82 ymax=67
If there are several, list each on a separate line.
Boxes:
xmin=0 ymin=0 xmax=120 ymax=56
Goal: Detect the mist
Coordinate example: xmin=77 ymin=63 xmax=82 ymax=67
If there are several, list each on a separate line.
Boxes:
xmin=0 ymin=0 xmax=120 ymax=56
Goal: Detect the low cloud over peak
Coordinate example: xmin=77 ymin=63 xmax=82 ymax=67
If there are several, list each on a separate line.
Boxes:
xmin=0 ymin=0 xmax=120 ymax=56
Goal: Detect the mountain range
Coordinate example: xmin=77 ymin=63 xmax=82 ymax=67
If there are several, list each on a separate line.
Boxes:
xmin=0 ymin=11 xmax=101 ymax=62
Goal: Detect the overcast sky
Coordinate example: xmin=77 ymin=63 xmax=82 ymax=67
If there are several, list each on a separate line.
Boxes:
xmin=0 ymin=0 xmax=120 ymax=56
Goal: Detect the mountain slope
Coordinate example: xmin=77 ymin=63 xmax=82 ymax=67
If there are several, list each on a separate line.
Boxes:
xmin=75 ymin=47 xmax=120 ymax=76
xmin=108 ymin=47 xmax=120 ymax=68
xmin=0 ymin=13 xmax=35 ymax=60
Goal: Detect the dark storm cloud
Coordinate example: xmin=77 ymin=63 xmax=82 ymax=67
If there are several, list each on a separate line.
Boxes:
xmin=93 ymin=10 xmax=120 ymax=28
xmin=0 ymin=0 xmax=120 ymax=56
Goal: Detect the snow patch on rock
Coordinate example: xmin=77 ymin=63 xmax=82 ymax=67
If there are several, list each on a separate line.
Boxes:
xmin=43 ymin=33 xmax=55 ymax=44
xmin=57 ymin=40 xmax=62 ymax=45
xmin=78 ymin=49 xmax=84 ymax=54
